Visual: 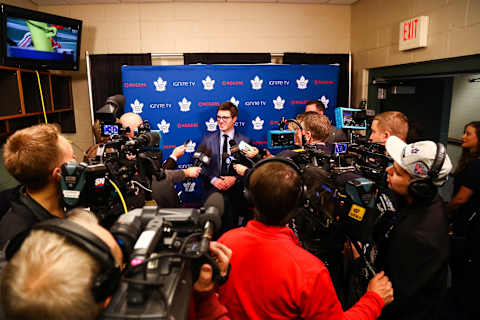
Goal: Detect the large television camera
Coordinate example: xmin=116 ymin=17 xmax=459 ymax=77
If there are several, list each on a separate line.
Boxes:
xmin=102 ymin=193 xmax=224 ymax=320
xmin=60 ymin=95 xmax=163 ymax=225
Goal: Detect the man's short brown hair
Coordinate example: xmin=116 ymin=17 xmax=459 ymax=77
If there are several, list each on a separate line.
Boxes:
xmin=373 ymin=111 xmax=409 ymax=141
xmin=217 ymin=101 xmax=238 ymax=118
xmin=305 ymin=100 xmax=326 ymax=113
xmin=3 ymin=124 xmax=62 ymax=190
xmin=302 ymin=112 xmax=331 ymax=142
xmin=250 ymin=161 xmax=302 ymax=226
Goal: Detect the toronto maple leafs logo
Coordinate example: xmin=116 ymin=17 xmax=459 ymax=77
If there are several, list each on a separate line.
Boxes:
xmin=183 ymin=181 xmax=196 ymax=193
xmin=202 ymin=76 xmax=215 ymax=90
xmin=273 ymin=96 xmax=285 ymax=110
xmin=320 ymin=96 xmax=329 ymax=108
xmin=130 ymin=99 xmax=144 ymax=113
xmin=154 ymin=77 xmax=167 ymax=92
xmin=251 ymin=76 xmax=263 ymax=90
xmin=157 ymin=120 xmax=170 ymax=134
xmin=205 ymin=118 xmax=218 ymax=132
xmin=178 ymin=97 xmax=191 ymax=112
xmin=230 ymin=96 xmax=239 ymax=107
xmin=414 ymin=162 xmax=428 ymax=176
xmin=252 ymin=116 xmax=264 ymax=130
xmin=296 ymin=76 xmax=309 ymax=90
xmin=186 ymin=141 xmax=196 ymax=153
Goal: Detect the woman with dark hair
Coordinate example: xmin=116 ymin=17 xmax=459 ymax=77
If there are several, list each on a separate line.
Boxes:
xmin=448 ymin=121 xmax=480 ymax=320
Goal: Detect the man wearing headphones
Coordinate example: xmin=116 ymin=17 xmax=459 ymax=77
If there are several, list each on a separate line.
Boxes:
xmin=378 ymin=136 xmax=452 ymax=320
xmin=305 ymin=99 xmax=347 ymax=143
xmin=0 ymin=124 xmax=76 ymax=251
xmin=0 ymin=209 xmax=232 ymax=320
xmin=218 ymin=158 xmax=394 ymax=320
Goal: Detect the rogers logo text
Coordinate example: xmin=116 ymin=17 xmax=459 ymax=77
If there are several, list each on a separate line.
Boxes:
xmin=252 ymin=141 xmax=268 ymax=145
xmin=269 ymin=80 xmax=290 ymax=86
xmin=222 ymin=81 xmax=244 ymax=86
xmin=163 ymin=145 xmax=176 ymax=149
xmin=150 ymin=103 xmax=172 ymax=109
xmin=270 ymin=120 xmax=280 ymax=125
xmin=177 ymin=123 xmax=199 ymax=128
xmin=291 ymin=100 xmax=309 ymax=105
xmin=124 ymin=82 xmax=147 ymax=88
xmin=198 ymin=102 xmax=220 ymax=107
xmin=173 ymin=81 xmax=195 ymax=87
xmin=244 ymin=101 xmax=267 ymax=107
xmin=314 ymin=80 xmax=334 ymax=85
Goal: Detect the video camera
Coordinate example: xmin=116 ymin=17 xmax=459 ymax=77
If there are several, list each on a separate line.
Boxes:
xmin=60 ymin=95 xmax=164 ymax=225
xmin=102 ymin=193 xmax=224 ymax=320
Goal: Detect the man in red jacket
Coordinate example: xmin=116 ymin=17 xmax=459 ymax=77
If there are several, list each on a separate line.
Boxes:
xmin=218 ymin=158 xmax=394 ymax=320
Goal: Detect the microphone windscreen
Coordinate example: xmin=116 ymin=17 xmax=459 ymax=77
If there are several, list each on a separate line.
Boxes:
xmin=106 ymin=94 xmax=126 ymax=110
xmin=204 ymin=192 xmax=224 ymax=217
xmin=229 ymin=139 xmax=237 ymax=147
xmin=205 ymin=148 xmax=212 ymax=157
xmin=150 ymin=131 xmax=161 ymax=146
xmin=197 ymin=144 xmax=206 ymax=153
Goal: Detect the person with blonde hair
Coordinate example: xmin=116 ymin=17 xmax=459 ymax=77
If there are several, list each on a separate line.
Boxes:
xmin=369 ymin=111 xmax=409 ymax=144
xmin=0 ymin=124 xmax=76 ymax=250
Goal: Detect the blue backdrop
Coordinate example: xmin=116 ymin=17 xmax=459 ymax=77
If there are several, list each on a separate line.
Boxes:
xmin=122 ymin=64 xmax=339 ymax=206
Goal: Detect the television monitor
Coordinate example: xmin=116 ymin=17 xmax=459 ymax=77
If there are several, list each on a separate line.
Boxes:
xmin=0 ymin=4 xmax=82 ymax=71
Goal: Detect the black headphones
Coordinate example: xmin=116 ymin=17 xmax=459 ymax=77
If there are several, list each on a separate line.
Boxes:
xmin=407 ymin=142 xmax=446 ymax=201
xmin=7 ymin=219 xmax=122 ymax=303
xmin=286 ymin=119 xmax=307 ymax=146
xmin=244 ymin=157 xmax=306 ymax=207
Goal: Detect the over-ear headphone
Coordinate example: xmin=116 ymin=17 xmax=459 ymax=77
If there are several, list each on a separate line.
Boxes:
xmin=286 ymin=119 xmax=307 ymax=146
xmin=7 ymin=219 xmax=122 ymax=302
xmin=244 ymin=157 xmax=306 ymax=208
xmin=407 ymin=142 xmax=446 ymax=201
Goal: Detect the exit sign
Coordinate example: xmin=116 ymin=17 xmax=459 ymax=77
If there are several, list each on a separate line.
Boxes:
xmin=399 ymin=16 xmax=429 ymax=51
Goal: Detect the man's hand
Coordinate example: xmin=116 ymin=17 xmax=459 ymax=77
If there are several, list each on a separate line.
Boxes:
xmin=367 ymin=271 xmax=394 ymax=305
xmin=221 ymin=176 xmax=236 ymax=189
xmin=213 ymin=178 xmax=228 ymax=191
xmin=193 ymin=242 xmax=232 ymax=292
xmin=233 ymin=164 xmax=248 ymax=176
xmin=183 ymin=166 xmax=201 ymax=178
xmin=172 ymin=145 xmax=186 ymax=159
xmin=242 ymin=147 xmax=259 ymax=158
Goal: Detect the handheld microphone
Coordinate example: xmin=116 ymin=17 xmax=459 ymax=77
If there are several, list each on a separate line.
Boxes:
xmin=229 ymin=140 xmax=255 ymax=167
xmin=198 ymin=192 xmax=224 ymax=254
xmin=192 ymin=144 xmax=212 ymax=169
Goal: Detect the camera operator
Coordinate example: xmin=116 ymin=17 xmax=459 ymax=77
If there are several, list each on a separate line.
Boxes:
xmin=218 ymin=158 xmax=394 ymax=320
xmin=118 ymin=113 xmax=193 ymax=172
xmin=305 ymin=99 xmax=347 ymax=143
xmin=0 ymin=124 xmax=76 ymax=251
xmin=378 ymin=136 xmax=452 ymax=320
xmin=0 ymin=208 xmax=232 ymax=320
xmin=369 ymin=111 xmax=408 ymax=145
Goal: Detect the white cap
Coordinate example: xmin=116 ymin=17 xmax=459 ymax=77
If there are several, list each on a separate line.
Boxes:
xmin=385 ymin=136 xmax=452 ymax=186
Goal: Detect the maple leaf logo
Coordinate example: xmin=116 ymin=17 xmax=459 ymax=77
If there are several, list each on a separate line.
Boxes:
xmin=178 ymin=97 xmax=191 ymax=112
xmin=202 ymin=76 xmax=215 ymax=90
xmin=205 ymin=118 xmax=218 ymax=132
xmin=320 ymin=96 xmax=329 ymax=108
xmin=273 ymin=96 xmax=285 ymax=110
xmin=230 ymin=96 xmax=239 ymax=107
xmin=157 ymin=120 xmax=170 ymax=134
xmin=154 ymin=77 xmax=167 ymax=92
xmin=296 ymin=75 xmax=309 ymax=89
xmin=183 ymin=181 xmax=196 ymax=192
xmin=252 ymin=116 xmax=264 ymax=130
xmin=251 ymin=75 xmax=263 ymax=90
xmin=131 ymin=99 xmax=144 ymax=113
xmin=186 ymin=141 xmax=196 ymax=153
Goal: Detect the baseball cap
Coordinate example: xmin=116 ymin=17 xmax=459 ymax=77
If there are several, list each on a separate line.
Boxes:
xmin=385 ymin=136 xmax=452 ymax=186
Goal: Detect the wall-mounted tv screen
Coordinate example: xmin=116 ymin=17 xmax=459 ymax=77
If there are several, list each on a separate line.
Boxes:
xmin=0 ymin=4 xmax=82 ymax=71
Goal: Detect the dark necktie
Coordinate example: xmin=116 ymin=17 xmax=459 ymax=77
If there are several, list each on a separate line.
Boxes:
xmin=221 ymin=134 xmax=229 ymax=176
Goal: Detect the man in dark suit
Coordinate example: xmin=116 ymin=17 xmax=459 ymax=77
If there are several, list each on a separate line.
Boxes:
xmin=200 ymin=102 xmax=251 ymax=234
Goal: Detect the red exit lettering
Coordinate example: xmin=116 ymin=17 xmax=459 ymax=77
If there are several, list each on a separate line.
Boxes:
xmin=403 ymin=18 xmax=418 ymax=41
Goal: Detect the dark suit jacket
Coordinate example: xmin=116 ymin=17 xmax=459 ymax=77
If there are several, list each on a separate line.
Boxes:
xmin=200 ymin=130 xmax=250 ymax=188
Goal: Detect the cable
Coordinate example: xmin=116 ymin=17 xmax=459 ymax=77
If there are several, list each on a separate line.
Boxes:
xmin=106 ymin=177 xmax=128 ymax=214
xmin=35 ymin=70 xmax=48 ymax=124
xmin=132 ymin=180 xmax=152 ymax=193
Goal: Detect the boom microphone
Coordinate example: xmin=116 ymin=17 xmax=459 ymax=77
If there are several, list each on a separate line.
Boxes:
xmin=198 ymin=192 xmax=224 ymax=254
xmin=126 ymin=131 xmax=161 ymax=147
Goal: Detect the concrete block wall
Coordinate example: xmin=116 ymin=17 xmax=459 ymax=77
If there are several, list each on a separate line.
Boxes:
xmin=351 ymin=0 xmax=480 ymax=106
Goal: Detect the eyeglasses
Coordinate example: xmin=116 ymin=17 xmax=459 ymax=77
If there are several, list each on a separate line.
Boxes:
xmin=217 ymin=116 xmax=232 ymax=122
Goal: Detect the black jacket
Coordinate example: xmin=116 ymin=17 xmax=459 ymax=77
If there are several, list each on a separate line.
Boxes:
xmin=378 ymin=195 xmax=450 ymax=320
